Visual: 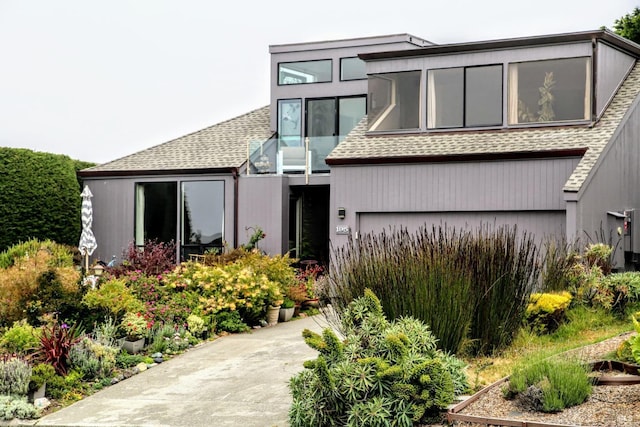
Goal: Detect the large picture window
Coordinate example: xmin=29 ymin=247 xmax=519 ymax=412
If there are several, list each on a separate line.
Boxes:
xmin=181 ymin=181 xmax=224 ymax=258
xmin=368 ymin=71 xmax=421 ymax=131
xmin=135 ymin=180 xmax=225 ymax=260
xmin=135 ymin=182 xmax=177 ymax=247
xmin=508 ymin=57 xmax=591 ymax=125
xmin=278 ymin=60 xmax=332 ymax=85
xmin=427 ymin=65 xmax=502 ymax=129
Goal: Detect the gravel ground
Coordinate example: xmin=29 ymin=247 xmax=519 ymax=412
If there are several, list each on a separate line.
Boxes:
xmin=449 ymin=332 xmax=640 ymax=427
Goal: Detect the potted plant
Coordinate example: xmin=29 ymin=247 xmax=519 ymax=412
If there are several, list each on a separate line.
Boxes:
xmin=28 ymin=363 xmax=55 ymax=403
xmin=279 ymin=299 xmax=295 ymax=322
xmin=121 ymin=312 xmax=147 ymax=354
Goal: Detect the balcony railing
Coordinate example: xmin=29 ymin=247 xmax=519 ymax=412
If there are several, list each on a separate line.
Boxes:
xmin=246 ymin=136 xmax=339 ymax=175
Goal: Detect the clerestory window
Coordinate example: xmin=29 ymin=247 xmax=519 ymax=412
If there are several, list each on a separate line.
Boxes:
xmin=278 ymin=59 xmax=332 ymax=85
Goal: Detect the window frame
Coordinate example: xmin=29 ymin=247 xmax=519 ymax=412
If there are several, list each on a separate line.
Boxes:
xmin=427 ymin=64 xmax=503 ymax=130
xmin=278 ymin=59 xmax=333 ymax=85
xmin=507 ymin=56 xmax=592 ymax=126
xmin=340 ymin=57 xmax=367 ymax=81
xmin=367 ymin=70 xmax=422 ymax=132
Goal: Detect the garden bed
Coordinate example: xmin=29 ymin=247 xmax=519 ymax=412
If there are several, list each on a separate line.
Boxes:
xmin=447 ymin=333 xmax=640 ymax=427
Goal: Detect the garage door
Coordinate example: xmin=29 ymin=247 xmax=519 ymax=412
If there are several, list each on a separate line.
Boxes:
xmin=358 ymin=211 xmax=565 ymax=242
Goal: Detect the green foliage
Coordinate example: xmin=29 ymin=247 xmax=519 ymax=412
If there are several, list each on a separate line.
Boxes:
xmin=584 ymin=243 xmax=613 ymax=275
xmin=589 ymin=272 xmax=640 ymax=315
xmin=0 ymin=320 xmax=40 ymax=355
xmin=68 ymin=337 xmax=118 ymax=380
xmin=120 ymin=312 xmax=148 ymax=340
xmin=215 ymin=311 xmax=250 ymax=333
xmin=0 ymin=148 xmax=92 ymax=252
xmin=115 ymin=352 xmax=152 ymax=369
xmin=614 ymin=7 xmax=640 ymax=44
xmin=540 ymin=238 xmax=579 ymax=292
xmin=504 ymin=358 xmax=592 ymax=412
xmin=186 ymin=314 xmax=205 ymax=336
xmin=92 ymin=317 xmax=119 ymax=347
xmin=82 ymin=278 xmax=144 ymax=317
xmin=0 ymin=241 xmax=81 ymax=326
xmin=28 ymin=363 xmax=55 ymax=394
xmin=0 ymin=239 xmax=74 ymax=270
xmin=289 ymin=290 xmax=468 ymax=426
xmin=328 ymin=225 xmax=539 ymax=355
xmin=0 ymin=357 xmax=31 ymax=396
xmin=0 ymin=396 xmax=40 ymax=420
xmin=525 ymin=292 xmax=572 ymax=334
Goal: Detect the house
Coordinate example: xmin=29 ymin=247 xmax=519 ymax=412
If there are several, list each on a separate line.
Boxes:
xmin=79 ymin=29 xmax=640 ymax=269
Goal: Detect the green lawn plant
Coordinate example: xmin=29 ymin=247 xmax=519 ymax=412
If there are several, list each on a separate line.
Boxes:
xmin=289 ymin=289 xmax=468 ymax=427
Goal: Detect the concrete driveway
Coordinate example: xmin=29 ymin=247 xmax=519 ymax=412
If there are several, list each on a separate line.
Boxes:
xmin=32 ymin=315 xmax=328 ymax=427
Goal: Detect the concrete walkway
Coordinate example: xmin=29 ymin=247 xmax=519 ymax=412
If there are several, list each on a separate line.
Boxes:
xmin=32 ymin=315 xmax=328 ymax=427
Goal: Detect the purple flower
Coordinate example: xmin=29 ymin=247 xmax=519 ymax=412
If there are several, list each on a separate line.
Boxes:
xmin=61 ymin=323 xmax=69 ymax=329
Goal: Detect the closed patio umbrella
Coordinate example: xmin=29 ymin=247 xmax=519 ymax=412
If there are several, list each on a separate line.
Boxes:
xmin=78 ymin=185 xmax=97 ymax=272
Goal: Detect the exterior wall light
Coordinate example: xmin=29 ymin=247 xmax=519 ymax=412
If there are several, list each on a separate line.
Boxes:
xmin=338 ymin=207 xmax=346 ymax=219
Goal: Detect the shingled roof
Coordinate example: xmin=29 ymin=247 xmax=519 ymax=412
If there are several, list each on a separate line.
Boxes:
xmin=80 ymin=106 xmax=273 ymax=177
xmin=327 ymin=63 xmax=640 ymax=193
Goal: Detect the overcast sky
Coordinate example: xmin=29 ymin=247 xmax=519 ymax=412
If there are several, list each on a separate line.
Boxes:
xmin=0 ymin=1 xmax=637 ymax=164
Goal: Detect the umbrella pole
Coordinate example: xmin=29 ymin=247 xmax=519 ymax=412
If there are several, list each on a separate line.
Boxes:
xmin=85 ymin=253 xmax=89 ymax=275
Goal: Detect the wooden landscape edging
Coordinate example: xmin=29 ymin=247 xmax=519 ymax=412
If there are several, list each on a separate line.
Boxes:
xmin=447 ymin=377 xmax=577 ymax=427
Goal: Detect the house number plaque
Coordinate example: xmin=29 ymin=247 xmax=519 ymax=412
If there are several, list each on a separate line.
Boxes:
xmin=335 ymin=225 xmax=350 ymax=235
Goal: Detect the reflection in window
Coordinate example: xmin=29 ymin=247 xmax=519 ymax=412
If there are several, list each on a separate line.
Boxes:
xmin=340 ymin=57 xmax=366 ymax=80
xmin=508 ymin=57 xmax=591 ymax=124
xmin=278 ymin=99 xmax=302 ymax=146
xmin=368 ymin=71 xmax=421 ymax=131
xmin=135 ymin=182 xmax=177 ymax=246
xmin=278 ymin=60 xmax=332 ymax=85
xmin=427 ymin=65 xmax=502 ymax=129
xmin=427 ymin=68 xmax=463 ymax=128
xmin=339 ymin=96 xmax=366 ymax=139
xmin=181 ymin=181 xmax=224 ymax=257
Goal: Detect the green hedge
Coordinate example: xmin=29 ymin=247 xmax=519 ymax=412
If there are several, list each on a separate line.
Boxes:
xmin=0 ymin=148 xmax=94 ymax=251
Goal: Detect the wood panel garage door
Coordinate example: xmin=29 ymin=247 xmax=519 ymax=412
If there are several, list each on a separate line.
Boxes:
xmin=357 ymin=211 xmax=565 ymax=242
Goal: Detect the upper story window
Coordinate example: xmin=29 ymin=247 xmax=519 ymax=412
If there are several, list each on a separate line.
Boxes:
xmin=368 ymin=71 xmax=421 ymax=131
xmin=427 ymin=65 xmax=503 ymax=129
xmin=340 ymin=57 xmax=367 ymax=81
xmin=278 ymin=59 xmax=332 ymax=85
xmin=508 ymin=57 xmax=591 ymax=125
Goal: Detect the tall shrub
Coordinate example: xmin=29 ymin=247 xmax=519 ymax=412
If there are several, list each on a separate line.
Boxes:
xmin=0 ymin=148 xmax=93 ymax=251
xmin=327 ymin=225 xmax=539 ymax=355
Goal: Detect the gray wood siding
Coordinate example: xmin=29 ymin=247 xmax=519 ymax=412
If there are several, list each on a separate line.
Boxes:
xmin=367 ymin=43 xmax=592 ymax=75
xmin=576 ymin=93 xmax=640 ymax=242
xmin=238 ymin=175 xmax=290 ymax=255
xmin=358 ymin=211 xmax=565 ymax=242
xmin=83 ymin=178 xmax=134 ymax=263
xmin=596 ymin=43 xmax=636 ymax=117
xmin=330 ymin=158 xmax=578 ymax=247
xmin=83 ymin=174 xmax=236 ymax=263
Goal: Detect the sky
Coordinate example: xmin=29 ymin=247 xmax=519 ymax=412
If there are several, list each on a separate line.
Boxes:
xmin=0 ymin=1 xmax=637 ymax=164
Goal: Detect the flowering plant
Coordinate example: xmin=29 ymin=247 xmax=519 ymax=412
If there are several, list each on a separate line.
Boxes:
xmin=121 ymin=312 xmax=148 ymax=340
